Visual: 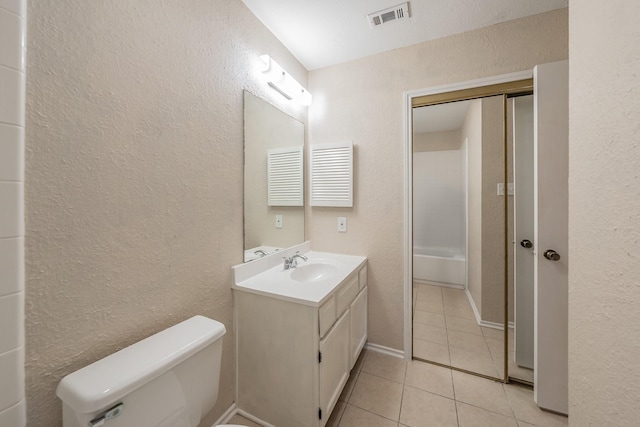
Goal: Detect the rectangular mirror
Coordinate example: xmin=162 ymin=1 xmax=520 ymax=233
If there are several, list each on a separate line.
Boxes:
xmin=243 ymin=91 xmax=305 ymax=262
xmin=411 ymin=95 xmax=508 ymax=381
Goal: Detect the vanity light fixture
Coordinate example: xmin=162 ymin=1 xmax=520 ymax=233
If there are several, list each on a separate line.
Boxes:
xmin=259 ymin=54 xmax=312 ymax=106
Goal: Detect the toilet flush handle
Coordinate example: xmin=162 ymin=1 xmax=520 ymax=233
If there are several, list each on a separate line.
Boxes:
xmin=89 ymin=402 xmax=123 ymax=427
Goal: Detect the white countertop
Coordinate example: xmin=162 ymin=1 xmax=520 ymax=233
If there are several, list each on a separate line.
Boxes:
xmin=232 ymin=244 xmax=366 ymax=306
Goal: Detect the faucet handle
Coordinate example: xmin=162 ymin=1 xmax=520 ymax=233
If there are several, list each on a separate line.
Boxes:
xmin=282 ymin=256 xmax=291 ymax=269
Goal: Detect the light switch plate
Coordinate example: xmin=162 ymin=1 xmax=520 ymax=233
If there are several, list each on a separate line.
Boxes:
xmin=497 ymin=183 xmax=515 ymax=196
xmin=337 ymin=217 xmax=347 ymax=232
xmin=275 ymin=215 xmax=283 ymax=229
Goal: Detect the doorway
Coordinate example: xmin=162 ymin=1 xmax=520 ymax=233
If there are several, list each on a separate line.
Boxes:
xmin=404 ymin=73 xmax=534 ymax=382
xmin=404 ymin=63 xmax=569 ymax=414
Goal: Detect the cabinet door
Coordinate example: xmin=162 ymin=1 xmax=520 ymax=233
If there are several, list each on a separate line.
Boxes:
xmin=350 ymin=287 xmax=367 ymax=368
xmin=319 ymin=310 xmax=350 ymax=426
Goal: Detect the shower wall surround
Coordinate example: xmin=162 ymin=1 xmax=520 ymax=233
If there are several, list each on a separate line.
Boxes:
xmin=0 ymin=0 xmax=26 ymax=424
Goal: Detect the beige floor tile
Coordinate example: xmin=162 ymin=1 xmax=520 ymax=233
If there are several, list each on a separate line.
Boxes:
xmin=486 ymin=337 xmax=509 ymax=359
xmin=417 ymin=283 xmax=443 ymax=297
xmin=445 ymin=315 xmax=483 ymax=336
xmin=404 ymin=360 xmax=454 ymax=399
xmin=228 ymin=414 xmax=263 ymax=427
xmin=442 ymin=287 xmax=466 ymax=298
xmin=416 ymin=292 xmax=443 ymax=305
xmin=414 ymin=323 xmax=448 ymax=345
xmin=349 ymin=372 xmax=403 ymax=421
xmin=452 ymin=370 xmax=513 ymax=417
xmin=399 ymin=386 xmax=458 ymax=427
xmin=339 ymin=368 xmax=360 ymax=402
xmin=338 ymin=404 xmax=398 ymax=427
xmin=449 ymin=347 xmax=500 ymax=378
xmin=362 ymin=351 xmax=407 ymax=383
xmin=444 ymin=304 xmax=476 ymax=320
xmin=481 ymin=326 xmax=506 ymax=340
xmin=492 ymin=355 xmax=534 ymax=383
xmin=414 ymin=310 xmax=446 ymax=328
xmin=415 ymin=298 xmax=444 ymax=314
xmin=447 ymin=330 xmax=491 ymax=355
xmin=326 ymin=400 xmax=347 ymax=427
xmin=517 ymin=421 xmax=536 ymax=427
xmin=413 ymin=338 xmax=451 ymax=365
xmin=443 ymin=296 xmax=470 ymax=309
xmin=456 ymin=402 xmax=518 ymax=427
xmin=507 ymin=364 xmax=533 ymax=383
xmin=504 ymin=383 xmax=568 ymax=427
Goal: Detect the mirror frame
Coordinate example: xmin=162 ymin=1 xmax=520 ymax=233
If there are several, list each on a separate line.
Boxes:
xmin=403 ymin=72 xmax=534 ymax=383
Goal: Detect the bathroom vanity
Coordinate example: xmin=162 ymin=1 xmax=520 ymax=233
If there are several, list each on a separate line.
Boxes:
xmin=232 ymin=244 xmax=367 ymax=427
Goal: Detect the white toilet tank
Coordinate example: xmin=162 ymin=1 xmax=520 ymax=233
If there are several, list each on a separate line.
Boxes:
xmin=56 ymin=315 xmax=226 ymax=427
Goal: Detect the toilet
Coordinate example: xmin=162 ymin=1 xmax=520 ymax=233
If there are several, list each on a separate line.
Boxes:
xmin=56 ymin=315 xmax=247 ymax=427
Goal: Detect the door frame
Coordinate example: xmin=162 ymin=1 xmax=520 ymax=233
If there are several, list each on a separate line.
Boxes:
xmin=403 ymin=70 xmax=534 ymax=361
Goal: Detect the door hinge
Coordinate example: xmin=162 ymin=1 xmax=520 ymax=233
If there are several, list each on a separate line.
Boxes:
xmin=318 ymin=407 xmax=322 ymax=420
xmin=318 ymin=351 xmax=322 ymax=363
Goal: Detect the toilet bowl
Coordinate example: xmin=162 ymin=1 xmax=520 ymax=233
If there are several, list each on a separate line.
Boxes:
xmin=56 ymin=316 xmax=247 ymax=427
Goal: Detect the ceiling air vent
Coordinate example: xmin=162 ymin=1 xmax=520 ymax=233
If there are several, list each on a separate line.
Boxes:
xmin=368 ymin=2 xmax=410 ymax=27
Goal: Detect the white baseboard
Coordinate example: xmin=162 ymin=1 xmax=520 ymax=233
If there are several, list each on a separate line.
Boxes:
xmin=212 ymin=403 xmax=237 ymax=426
xmin=236 ymin=409 xmax=275 ymax=427
xmin=465 ymin=289 xmax=514 ymax=330
xmin=213 ymin=404 xmax=275 ymax=427
xmin=365 ymin=342 xmax=405 ymax=359
xmin=413 ymin=279 xmax=464 ymax=290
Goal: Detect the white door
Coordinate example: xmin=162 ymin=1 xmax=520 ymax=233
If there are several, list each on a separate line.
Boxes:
xmin=513 ymin=95 xmax=535 ymax=370
xmin=533 ymin=60 xmax=568 ymax=414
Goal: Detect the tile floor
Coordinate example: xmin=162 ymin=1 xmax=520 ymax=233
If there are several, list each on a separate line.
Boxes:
xmin=230 ymin=350 xmax=567 ymax=427
xmin=413 ymin=282 xmax=534 ymax=382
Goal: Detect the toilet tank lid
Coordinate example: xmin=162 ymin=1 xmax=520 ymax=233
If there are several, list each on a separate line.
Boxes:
xmin=56 ymin=315 xmax=226 ymax=414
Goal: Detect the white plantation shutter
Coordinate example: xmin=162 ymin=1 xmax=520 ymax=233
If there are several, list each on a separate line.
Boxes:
xmin=267 ymin=146 xmax=303 ymax=206
xmin=310 ymin=141 xmax=353 ymax=207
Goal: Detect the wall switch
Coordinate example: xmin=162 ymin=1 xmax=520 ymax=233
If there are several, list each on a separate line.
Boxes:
xmin=337 ymin=217 xmax=347 ymax=232
xmin=497 ymin=183 xmax=515 ymax=196
xmin=275 ymin=215 xmax=283 ymax=229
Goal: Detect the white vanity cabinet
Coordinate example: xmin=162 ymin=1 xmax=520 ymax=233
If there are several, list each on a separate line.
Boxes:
xmin=234 ymin=263 xmax=367 ymax=427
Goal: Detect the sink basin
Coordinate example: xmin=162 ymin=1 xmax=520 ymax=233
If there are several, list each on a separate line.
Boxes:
xmin=289 ymin=263 xmax=339 ymax=283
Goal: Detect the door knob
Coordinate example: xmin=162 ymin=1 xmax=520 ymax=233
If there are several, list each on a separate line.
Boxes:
xmin=520 ymin=239 xmax=533 ymax=249
xmin=543 ymin=249 xmax=561 ymax=261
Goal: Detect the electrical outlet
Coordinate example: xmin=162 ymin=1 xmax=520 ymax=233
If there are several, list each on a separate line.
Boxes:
xmin=337 ymin=217 xmax=347 ymax=232
xmin=275 ymin=215 xmax=283 ymax=229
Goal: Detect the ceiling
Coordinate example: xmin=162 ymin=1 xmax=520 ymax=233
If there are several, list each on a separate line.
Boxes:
xmin=241 ymin=0 xmax=567 ymax=71
xmin=413 ymin=100 xmax=471 ymax=134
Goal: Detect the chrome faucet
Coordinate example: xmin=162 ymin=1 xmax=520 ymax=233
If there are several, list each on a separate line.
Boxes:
xmin=253 ymin=249 xmax=268 ymax=257
xmin=283 ymin=251 xmax=308 ymax=269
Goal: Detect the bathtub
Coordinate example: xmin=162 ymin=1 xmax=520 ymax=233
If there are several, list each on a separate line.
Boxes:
xmin=413 ymin=247 xmax=465 ymax=287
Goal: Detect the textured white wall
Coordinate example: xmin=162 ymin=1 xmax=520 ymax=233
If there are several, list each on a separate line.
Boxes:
xmin=569 ymin=2 xmax=640 ymax=425
xmin=24 ymin=1 xmax=307 ymax=426
xmin=0 ymin=0 xmax=26 ymax=424
xmin=308 ymin=9 xmax=568 ymax=350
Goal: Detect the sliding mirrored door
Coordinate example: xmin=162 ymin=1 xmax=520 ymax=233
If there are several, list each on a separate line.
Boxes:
xmin=411 ymin=94 xmax=509 ymax=381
